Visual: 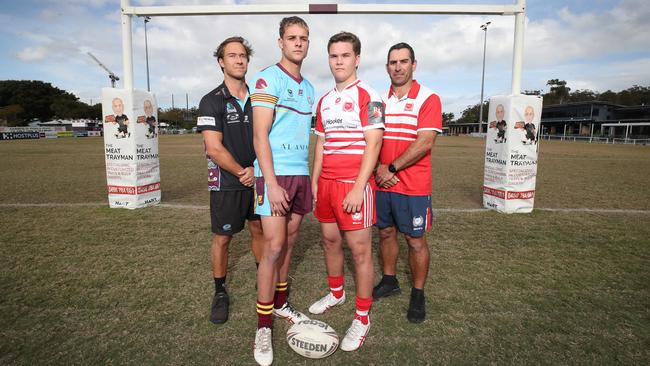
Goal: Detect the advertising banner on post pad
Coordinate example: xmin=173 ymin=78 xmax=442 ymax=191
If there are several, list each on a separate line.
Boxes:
xmin=483 ymin=94 xmax=543 ymax=213
xmin=101 ymin=88 xmax=161 ymax=209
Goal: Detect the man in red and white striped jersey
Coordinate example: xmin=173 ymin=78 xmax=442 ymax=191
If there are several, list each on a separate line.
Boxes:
xmin=309 ymin=31 xmax=384 ymax=352
xmin=373 ymin=43 xmax=442 ymax=324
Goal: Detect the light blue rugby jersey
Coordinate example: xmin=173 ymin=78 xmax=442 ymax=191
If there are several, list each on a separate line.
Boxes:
xmin=250 ymin=63 xmax=314 ymax=176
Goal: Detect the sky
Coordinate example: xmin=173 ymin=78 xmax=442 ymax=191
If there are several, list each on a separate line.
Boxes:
xmin=1 ymin=0 xmax=649 ymax=117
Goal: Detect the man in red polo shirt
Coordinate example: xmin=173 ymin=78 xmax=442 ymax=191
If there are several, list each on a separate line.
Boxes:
xmin=373 ymin=42 xmax=442 ymax=324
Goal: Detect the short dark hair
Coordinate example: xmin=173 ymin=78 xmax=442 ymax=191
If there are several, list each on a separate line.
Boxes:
xmin=327 ymin=31 xmax=361 ymax=55
xmin=279 ymin=16 xmax=309 ymax=38
xmin=386 ymin=42 xmax=415 ymax=64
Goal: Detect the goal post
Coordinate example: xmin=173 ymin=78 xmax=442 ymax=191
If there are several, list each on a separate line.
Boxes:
xmin=110 ymin=0 xmax=535 ymax=212
xmin=118 ymin=0 xmax=527 ymax=94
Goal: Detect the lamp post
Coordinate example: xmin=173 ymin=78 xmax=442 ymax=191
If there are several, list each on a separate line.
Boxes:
xmin=144 ymin=16 xmax=151 ymax=91
xmin=478 ymin=21 xmax=491 ymax=133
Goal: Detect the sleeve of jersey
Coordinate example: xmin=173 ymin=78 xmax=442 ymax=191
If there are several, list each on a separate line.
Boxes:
xmin=417 ymin=93 xmax=442 ymax=132
xmin=314 ymin=97 xmax=326 ymax=137
xmin=359 ymin=88 xmax=385 ymax=131
xmin=250 ymin=69 xmax=280 ymax=109
xmin=196 ymin=95 xmax=222 ymax=132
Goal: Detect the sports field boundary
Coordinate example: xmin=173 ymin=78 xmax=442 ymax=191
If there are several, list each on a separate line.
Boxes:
xmin=2 ymin=202 xmax=649 ymax=214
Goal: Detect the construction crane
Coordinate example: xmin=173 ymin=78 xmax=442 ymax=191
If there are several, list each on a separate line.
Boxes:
xmin=87 ymin=52 xmax=120 ymax=88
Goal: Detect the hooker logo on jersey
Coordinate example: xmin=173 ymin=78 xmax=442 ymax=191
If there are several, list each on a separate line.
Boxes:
xmin=255 ymin=78 xmax=268 ymax=90
xmin=343 ymin=102 xmax=354 ymax=112
xmin=404 ymin=103 xmax=414 ymax=112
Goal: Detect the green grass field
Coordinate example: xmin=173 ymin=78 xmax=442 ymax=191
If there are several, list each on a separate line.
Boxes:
xmin=1 ymin=135 xmax=649 ymax=365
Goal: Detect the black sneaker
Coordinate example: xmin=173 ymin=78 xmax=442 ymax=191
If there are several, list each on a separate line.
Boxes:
xmin=372 ymin=276 xmax=401 ymax=300
xmin=407 ymin=288 xmax=426 ymax=323
xmin=210 ymin=292 xmax=229 ymax=324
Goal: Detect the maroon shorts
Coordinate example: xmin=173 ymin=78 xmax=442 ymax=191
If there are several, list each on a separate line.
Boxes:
xmin=254 ymin=175 xmax=313 ymax=216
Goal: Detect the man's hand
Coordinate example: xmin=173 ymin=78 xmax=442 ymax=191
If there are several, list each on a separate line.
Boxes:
xmin=381 ymin=175 xmax=400 ymax=189
xmin=238 ymin=167 xmax=255 ymax=187
xmin=375 ymin=163 xmax=399 ymax=187
xmin=342 ymin=186 xmax=364 ymax=214
xmin=267 ymin=183 xmax=290 ymax=216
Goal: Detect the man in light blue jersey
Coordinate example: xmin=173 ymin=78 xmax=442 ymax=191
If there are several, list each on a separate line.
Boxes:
xmin=250 ymin=16 xmax=315 ymax=366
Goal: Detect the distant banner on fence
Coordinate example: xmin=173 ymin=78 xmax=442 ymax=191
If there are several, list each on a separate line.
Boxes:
xmin=0 ymin=131 xmax=40 ymax=140
xmin=483 ymin=94 xmax=543 ymax=213
xmin=102 ymin=88 xmax=160 ymax=209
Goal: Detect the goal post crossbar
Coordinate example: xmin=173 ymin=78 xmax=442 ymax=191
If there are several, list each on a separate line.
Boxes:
xmin=122 ymin=4 xmax=524 ymax=17
xmin=119 ymin=0 xmax=526 ymax=94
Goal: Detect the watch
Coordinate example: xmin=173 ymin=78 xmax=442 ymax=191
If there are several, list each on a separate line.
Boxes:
xmin=388 ymin=163 xmax=397 ymax=173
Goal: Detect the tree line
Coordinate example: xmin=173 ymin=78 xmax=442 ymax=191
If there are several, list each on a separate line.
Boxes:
xmin=453 ymin=81 xmax=650 ymax=125
xmin=0 ymin=80 xmax=102 ymax=126
xmin=0 ymin=80 xmax=200 ymax=128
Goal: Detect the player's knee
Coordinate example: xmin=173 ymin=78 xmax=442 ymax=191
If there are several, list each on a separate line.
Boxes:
xmin=321 ymin=236 xmax=341 ymax=251
xmin=212 ymin=235 xmax=231 ymax=249
xmin=350 ymin=246 xmax=371 ymax=264
xmin=379 ymin=226 xmax=396 ymax=241
xmin=406 ymin=237 xmax=428 ymax=253
xmin=263 ymin=244 xmax=283 ymax=262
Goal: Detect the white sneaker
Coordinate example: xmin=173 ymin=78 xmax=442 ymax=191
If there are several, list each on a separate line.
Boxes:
xmin=273 ymin=302 xmax=309 ymax=324
xmin=309 ymin=292 xmax=346 ymax=314
xmin=340 ymin=316 xmax=371 ymax=351
xmin=254 ymin=327 xmax=273 ymax=366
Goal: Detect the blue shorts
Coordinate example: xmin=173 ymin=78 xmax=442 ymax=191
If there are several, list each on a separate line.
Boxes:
xmin=376 ymin=191 xmax=433 ymax=237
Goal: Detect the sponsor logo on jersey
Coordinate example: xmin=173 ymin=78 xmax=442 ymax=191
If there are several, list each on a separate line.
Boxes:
xmin=255 ymin=78 xmax=268 ymax=90
xmin=298 ymin=89 xmax=303 ymax=96
xmin=335 ymin=97 xmax=341 ymax=104
xmin=197 ymin=116 xmax=216 ymax=126
xmin=244 ymin=115 xmax=249 ymax=123
xmin=405 ymin=103 xmax=413 ymax=112
xmin=227 ymin=113 xmax=240 ymax=122
xmin=412 ymin=215 xmax=424 ymax=228
xmin=343 ymin=102 xmax=354 ymax=112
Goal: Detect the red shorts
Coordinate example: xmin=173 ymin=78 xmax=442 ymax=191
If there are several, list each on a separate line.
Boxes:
xmin=314 ymin=178 xmax=376 ymax=231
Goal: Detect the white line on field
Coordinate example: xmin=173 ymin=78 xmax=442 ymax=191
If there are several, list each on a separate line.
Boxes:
xmin=1 ymin=203 xmax=649 ymax=214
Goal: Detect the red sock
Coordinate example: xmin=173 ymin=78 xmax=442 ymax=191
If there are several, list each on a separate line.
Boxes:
xmin=327 ymin=275 xmax=344 ymax=299
xmin=256 ymin=300 xmax=273 ymax=328
xmin=355 ymin=296 xmax=372 ymax=325
xmin=273 ymin=281 xmax=288 ymax=309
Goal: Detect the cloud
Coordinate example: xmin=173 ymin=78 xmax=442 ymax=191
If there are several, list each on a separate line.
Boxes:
xmin=3 ymin=0 xmax=649 ymax=116
xmin=16 ymin=47 xmax=48 ymax=62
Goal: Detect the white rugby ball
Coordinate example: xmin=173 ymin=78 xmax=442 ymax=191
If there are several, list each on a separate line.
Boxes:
xmin=286 ymin=319 xmax=339 ymax=359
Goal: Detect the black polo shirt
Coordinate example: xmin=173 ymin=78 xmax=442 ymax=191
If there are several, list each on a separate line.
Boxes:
xmin=197 ymin=82 xmax=255 ymax=191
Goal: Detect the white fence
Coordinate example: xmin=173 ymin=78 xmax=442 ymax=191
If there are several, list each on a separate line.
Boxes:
xmin=539 ymin=134 xmax=650 ymax=145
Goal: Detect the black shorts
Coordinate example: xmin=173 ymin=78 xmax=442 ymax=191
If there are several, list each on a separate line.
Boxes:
xmin=210 ymin=189 xmax=260 ymax=235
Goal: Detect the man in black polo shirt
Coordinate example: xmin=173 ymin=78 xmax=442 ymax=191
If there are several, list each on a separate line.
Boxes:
xmin=197 ymin=36 xmax=264 ymax=324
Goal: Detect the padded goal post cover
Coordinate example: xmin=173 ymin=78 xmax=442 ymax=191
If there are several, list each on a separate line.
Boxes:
xmin=483 ymin=94 xmax=543 ymax=213
xmin=101 ymin=88 xmax=161 ymax=209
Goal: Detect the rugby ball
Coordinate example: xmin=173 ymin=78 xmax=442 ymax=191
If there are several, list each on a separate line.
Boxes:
xmin=286 ymin=319 xmax=339 ymax=359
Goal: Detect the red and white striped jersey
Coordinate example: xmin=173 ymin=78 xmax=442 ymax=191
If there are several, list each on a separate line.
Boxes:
xmin=315 ymin=79 xmax=385 ymax=181
xmin=380 ymin=80 xmax=442 ymax=195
